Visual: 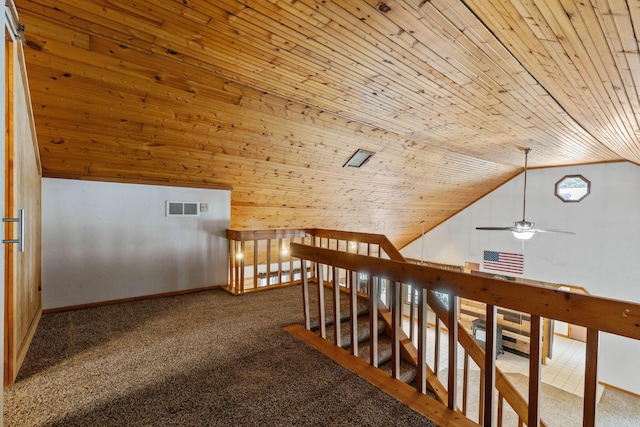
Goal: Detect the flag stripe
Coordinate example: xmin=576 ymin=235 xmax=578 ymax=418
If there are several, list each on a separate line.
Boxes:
xmin=483 ymin=250 xmax=523 ymax=274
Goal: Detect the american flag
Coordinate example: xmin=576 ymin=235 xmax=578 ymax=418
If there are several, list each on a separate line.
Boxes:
xmin=483 ymin=251 xmax=523 ymax=275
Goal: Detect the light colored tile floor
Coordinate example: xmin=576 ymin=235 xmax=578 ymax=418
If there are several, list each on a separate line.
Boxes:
xmin=403 ymin=319 xmax=602 ymax=399
xmin=397 ymin=319 xmax=640 ymax=426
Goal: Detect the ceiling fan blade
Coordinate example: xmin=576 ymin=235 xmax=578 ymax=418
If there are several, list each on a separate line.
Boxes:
xmin=530 ymin=228 xmax=575 ymax=235
xmin=475 ymin=227 xmax=518 ymax=231
xmin=476 ymin=226 xmax=574 ymax=235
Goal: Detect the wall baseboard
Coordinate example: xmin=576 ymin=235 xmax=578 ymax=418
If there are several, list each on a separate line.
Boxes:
xmin=42 ymin=285 xmax=222 ymax=314
xmin=598 ymin=381 xmax=640 ymax=398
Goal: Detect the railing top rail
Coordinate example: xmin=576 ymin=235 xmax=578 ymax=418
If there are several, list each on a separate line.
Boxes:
xmin=291 ymin=243 xmax=640 ymax=341
xmin=306 ymin=228 xmax=385 ymax=242
xmin=305 ymin=228 xmax=405 ymax=261
xmin=227 ymin=229 xmax=309 ymax=241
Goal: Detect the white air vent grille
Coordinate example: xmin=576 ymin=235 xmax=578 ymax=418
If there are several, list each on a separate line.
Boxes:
xmin=166 ymin=201 xmax=200 ymax=217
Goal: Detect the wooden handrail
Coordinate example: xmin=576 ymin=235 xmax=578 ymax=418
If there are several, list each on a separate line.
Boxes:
xmin=291 ymin=244 xmax=640 ymax=338
xmin=292 ymin=242 xmax=640 ymax=425
xmin=305 ymin=228 xmax=405 ymax=261
xmin=227 ymin=229 xmax=309 ymax=241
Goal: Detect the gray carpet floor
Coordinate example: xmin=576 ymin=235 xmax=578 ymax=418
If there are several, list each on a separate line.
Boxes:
xmin=4 ymin=286 xmax=437 ymax=426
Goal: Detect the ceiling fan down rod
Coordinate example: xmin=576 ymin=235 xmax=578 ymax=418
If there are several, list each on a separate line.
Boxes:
xmin=521 ymin=148 xmax=530 ymax=222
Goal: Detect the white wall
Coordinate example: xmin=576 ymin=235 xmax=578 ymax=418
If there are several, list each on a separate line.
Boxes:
xmin=401 ymin=161 xmax=640 ymax=394
xmin=42 ymin=178 xmax=230 ymax=309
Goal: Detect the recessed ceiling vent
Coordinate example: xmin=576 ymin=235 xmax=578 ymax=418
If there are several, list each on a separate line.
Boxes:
xmin=343 ymin=149 xmax=375 ymax=169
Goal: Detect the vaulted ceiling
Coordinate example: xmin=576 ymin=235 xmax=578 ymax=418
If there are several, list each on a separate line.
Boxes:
xmin=15 ymin=0 xmax=640 ymax=247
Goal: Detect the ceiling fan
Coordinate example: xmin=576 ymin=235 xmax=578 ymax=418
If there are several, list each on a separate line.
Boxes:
xmin=476 ymin=148 xmax=574 ymax=240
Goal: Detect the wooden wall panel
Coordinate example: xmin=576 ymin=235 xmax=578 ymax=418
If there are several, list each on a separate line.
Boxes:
xmin=4 ymin=32 xmax=41 ymax=385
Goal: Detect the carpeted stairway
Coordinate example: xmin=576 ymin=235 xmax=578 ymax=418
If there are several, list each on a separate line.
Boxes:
xmin=308 ymin=288 xmax=418 ymax=385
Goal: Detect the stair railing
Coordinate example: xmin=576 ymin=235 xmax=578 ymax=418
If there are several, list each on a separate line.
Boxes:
xmin=226 ymin=228 xmax=398 ymax=294
xmin=226 ymin=229 xmax=311 ymax=294
xmin=230 ymin=228 xmax=546 ymax=425
xmin=291 ymin=241 xmax=640 ymax=427
xmin=303 ymin=232 xmax=537 ymax=424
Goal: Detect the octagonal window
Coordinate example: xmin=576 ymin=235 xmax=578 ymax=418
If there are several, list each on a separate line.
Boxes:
xmin=555 ymin=175 xmax=591 ymax=202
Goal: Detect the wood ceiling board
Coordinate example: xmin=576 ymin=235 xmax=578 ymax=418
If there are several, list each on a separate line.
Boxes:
xmin=15 ymin=0 xmax=638 ymax=247
xmin=463 ymin=0 xmax=640 ymax=163
xmin=23 ymin=1 xmax=616 ymax=162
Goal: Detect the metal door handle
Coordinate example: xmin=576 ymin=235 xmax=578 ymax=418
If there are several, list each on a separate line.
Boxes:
xmin=3 ymin=209 xmax=24 ymax=252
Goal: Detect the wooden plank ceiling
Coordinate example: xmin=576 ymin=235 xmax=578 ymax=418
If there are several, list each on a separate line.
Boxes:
xmin=14 ymin=0 xmax=640 ymax=247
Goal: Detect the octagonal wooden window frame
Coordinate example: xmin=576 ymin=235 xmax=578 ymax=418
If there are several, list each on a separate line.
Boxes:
xmin=555 ymin=174 xmax=591 ymax=203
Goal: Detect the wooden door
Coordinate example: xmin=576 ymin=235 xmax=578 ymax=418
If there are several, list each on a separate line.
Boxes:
xmin=4 ymin=1 xmax=42 ymax=386
xmin=0 ymin=5 xmax=7 ymax=417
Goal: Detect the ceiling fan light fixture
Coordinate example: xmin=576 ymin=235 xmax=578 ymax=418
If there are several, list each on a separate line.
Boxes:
xmin=512 ymin=230 xmax=535 ymax=240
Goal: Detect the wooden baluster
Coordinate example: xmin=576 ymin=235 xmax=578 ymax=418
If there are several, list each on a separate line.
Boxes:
xmin=483 ymin=304 xmax=497 ymax=426
xmin=583 ymin=328 xmax=599 ymax=427
xmin=301 ymin=258 xmax=310 ymax=330
xmin=278 ymin=238 xmax=283 ymax=284
xmin=240 ymin=241 xmax=246 ymax=294
xmin=231 ymin=240 xmax=237 ymax=293
xmin=478 ymin=369 xmax=485 ymax=423
xmin=386 ymin=278 xmax=391 ymax=307
xmin=529 ymin=315 xmax=542 ymax=427
xmin=349 ymin=270 xmax=358 ymax=357
xmin=448 ymin=294 xmax=458 ymax=410
xmin=434 ymin=317 xmax=441 ymax=375
xmin=285 ymin=238 xmax=291 ymax=282
xmin=326 ymin=245 xmax=332 ymax=283
xmin=292 ymin=238 xmax=296 ymax=281
xmin=542 ymin=317 xmax=550 ymax=365
xmin=317 ymin=264 xmax=326 ymax=339
xmin=369 ymin=275 xmax=378 ymax=367
xmin=416 ymin=286 xmax=428 ymax=394
xmin=497 ymin=392 xmax=504 ymax=427
xmin=462 ymin=350 xmax=469 ymax=415
xmin=409 ymin=285 xmax=416 ymax=342
xmin=253 ymin=239 xmax=258 ymax=289
xmin=228 ymin=239 xmax=233 ymax=291
xmin=310 ymin=237 xmax=317 ymax=280
xmin=266 ymin=238 xmax=271 ymax=287
xmin=333 ymin=266 xmax=341 ymax=347
xmin=391 ymin=280 xmax=402 ymax=380
xmin=237 ymin=240 xmax=242 ymax=293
